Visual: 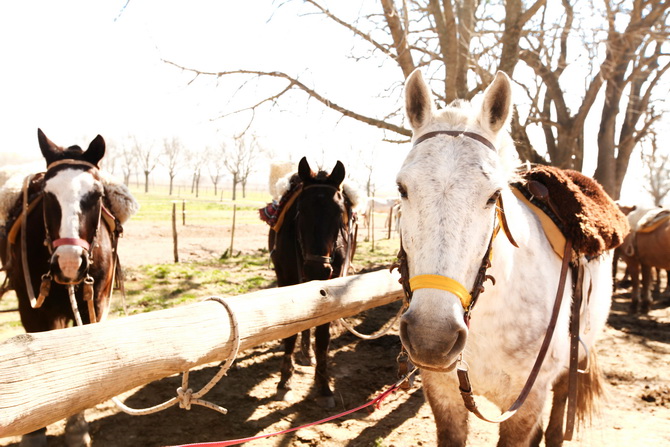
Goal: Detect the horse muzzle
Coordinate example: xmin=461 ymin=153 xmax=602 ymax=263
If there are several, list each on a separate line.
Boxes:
xmin=399 ymin=303 xmax=468 ymax=371
xmin=50 ymin=242 xmax=90 ymax=284
xmin=302 ymin=261 xmax=333 ymax=280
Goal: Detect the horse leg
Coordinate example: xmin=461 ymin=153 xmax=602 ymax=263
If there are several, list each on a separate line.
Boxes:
xmin=314 ymin=322 xmax=335 ymax=408
xmin=653 ymin=267 xmax=661 ymax=297
xmin=275 ymin=334 xmax=298 ymax=401
xmin=545 ymin=371 xmax=569 ymax=447
xmin=422 ymin=370 xmax=469 ymax=447
xmin=497 ymin=388 xmax=545 ymax=447
xmin=19 ymin=428 xmax=47 ymax=447
xmin=295 ymin=328 xmax=314 ymax=366
xmin=629 ymin=261 xmax=641 ymax=313
xmin=641 ymin=264 xmax=653 ymax=313
xmin=64 ymin=412 xmax=91 ymax=447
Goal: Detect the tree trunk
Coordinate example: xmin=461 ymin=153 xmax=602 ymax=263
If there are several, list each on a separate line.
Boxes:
xmin=144 ymin=171 xmax=150 ymax=193
xmin=232 ymin=174 xmax=238 ymax=201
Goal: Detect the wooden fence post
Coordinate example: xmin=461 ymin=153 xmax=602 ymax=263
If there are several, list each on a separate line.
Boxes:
xmin=172 ymin=203 xmax=179 ymax=263
xmin=229 ymin=203 xmax=237 ymax=256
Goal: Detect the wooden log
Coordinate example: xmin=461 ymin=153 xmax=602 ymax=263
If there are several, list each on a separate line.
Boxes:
xmin=0 ymin=269 xmax=403 ymax=436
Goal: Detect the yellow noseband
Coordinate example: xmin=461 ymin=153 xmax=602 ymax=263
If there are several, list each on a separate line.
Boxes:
xmin=409 ymin=274 xmax=472 ymax=310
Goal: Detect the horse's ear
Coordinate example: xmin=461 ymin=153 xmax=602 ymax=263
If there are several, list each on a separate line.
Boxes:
xmin=405 ymin=69 xmax=434 ymax=131
xmin=83 ymin=135 xmax=106 ymax=167
xmin=37 ymin=128 xmax=61 ymax=166
xmin=479 ymin=71 xmax=513 ymax=134
xmin=329 ymin=161 xmax=346 ymax=187
xmin=298 ymin=156 xmax=312 ymax=182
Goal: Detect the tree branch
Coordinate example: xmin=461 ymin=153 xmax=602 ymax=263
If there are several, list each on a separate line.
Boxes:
xmin=163 ymin=60 xmax=411 ymax=136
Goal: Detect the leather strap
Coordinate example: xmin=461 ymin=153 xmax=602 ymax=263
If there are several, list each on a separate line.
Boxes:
xmin=20 ymin=174 xmax=43 ymax=308
xmin=413 ymin=130 xmax=497 ymax=152
xmin=564 ymin=262 xmax=584 ymax=440
xmin=457 ymin=239 xmax=573 ymax=423
xmin=52 ymin=238 xmax=91 ymax=251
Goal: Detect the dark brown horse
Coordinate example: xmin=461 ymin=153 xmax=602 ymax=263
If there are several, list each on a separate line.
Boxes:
xmin=268 ymin=157 xmax=357 ymax=408
xmin=0 ymin=129 xmax=124 ymax=447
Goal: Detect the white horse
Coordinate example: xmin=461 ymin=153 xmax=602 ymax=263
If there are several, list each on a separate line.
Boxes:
xmin=397 ymin=70 xmax=612 ymax=446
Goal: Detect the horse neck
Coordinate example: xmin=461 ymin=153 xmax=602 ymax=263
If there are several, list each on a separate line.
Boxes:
xmin=477 ymin=188 xmax=564 ymax=317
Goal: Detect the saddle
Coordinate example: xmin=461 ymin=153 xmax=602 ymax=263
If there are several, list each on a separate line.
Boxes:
xmin=511 ymin=165 xmax=629 ymax=259
xmin=637 ymin=209 xmax=670 ymax=234
xmin=259 ymin=174 xmax=303 ymax=232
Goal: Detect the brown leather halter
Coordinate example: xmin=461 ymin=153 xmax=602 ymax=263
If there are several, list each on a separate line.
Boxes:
xmin=397 ymin=130 xmax=581 ymax=436
xmin=42 ymin=159 xmax=103 ymax=262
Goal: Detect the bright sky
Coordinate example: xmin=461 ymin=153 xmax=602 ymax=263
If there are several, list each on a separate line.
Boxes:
xmin=0 ymin=1 xmax=408 ymax=194
xmin=0 ymin=1 xmax=656 ymax=203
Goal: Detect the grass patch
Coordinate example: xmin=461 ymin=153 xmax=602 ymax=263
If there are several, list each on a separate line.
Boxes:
xmin=114 ymin=249 xmax=276 ymax=317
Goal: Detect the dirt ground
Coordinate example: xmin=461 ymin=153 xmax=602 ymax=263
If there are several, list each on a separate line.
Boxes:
xmin=2 ymin=219 xmax=669 ymax=447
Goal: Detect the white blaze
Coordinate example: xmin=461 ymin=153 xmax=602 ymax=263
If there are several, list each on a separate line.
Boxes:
xmin=43 ymin=169 xmax=97 ymax=279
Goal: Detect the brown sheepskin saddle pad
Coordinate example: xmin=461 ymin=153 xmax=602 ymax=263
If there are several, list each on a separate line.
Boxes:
xmin=511 ymin=165 xmax=630 ymax=258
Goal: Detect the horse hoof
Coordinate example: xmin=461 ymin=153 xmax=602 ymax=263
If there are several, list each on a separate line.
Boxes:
xmin=20 ymin=433 xmax=47 ymax=447
xmin=274 ymin=388 xmax=295 ymax=402
xmin=295 ymin=352 xmax=314 ymax=366
xmin=317 ymin=395 xmax=336 ymax=408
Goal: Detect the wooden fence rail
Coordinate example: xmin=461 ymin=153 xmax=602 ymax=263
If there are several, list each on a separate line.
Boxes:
xmin=0 ymin=269 xmax=403 ymax=437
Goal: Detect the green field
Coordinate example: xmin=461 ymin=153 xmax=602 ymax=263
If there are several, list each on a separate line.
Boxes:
xmin=0 ymin=186 xmax=399 ymax=340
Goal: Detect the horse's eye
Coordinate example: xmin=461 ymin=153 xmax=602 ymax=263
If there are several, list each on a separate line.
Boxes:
xmin=487 ymin=190 xmax=501 ymax=206
xmin=397 ymin=183 xmax=408 ymax=199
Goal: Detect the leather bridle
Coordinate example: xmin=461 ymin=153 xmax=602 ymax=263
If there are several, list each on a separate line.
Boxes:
xmin=294 ymin=183 xmax=355 ymax=280
xmin=42 ymin=159 xmax=104 ymax=285
xmin=400 ymin=130 xmax=517 ymax=323
xmin=396 ymin=130 xmax=581 ymax=435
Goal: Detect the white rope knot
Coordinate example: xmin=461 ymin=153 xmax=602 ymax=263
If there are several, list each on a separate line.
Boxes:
xmin=110 ymin=296 xmax=240 ymax=417
xmin=177 ymin=386 xmax=193 ymax=410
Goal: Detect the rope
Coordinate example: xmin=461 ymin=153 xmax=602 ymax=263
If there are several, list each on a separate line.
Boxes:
xmin=338 ymin=303 xmax=405 ymax=340
xmin=68 ymin=285 xmax=84 ymax=326
xmin=111 ymin=296 xmax=240 ymax=416
xmin=165 ymin=367 xmax=419 ymax=447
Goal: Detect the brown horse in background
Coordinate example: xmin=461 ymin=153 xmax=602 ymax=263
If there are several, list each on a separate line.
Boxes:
xmin=0 ymin=129 xmax=122 ymax=447
xmin=268 ymin=156 xmax=357 ymax=408
xmin=619 ymin=207 xmax=670 ymax=313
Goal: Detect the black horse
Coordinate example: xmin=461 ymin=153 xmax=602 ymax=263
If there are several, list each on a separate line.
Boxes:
xmin=0 ymin=129 xmax=124 ymax=447
xmin=269 ymin=157 xmax=357 ymax=408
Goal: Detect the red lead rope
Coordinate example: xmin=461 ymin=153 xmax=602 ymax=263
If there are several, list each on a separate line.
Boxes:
xmin=165 ymin=370 xmax=417 ymax=447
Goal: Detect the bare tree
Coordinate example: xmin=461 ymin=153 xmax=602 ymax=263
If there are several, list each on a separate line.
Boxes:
xmin=161 ymin=136 xmax=183 ymax=195
xmin=224 ymin=135 xmax=261 ymax=200
xmin=133 ymin=137 xmax=159 ymax=193
xmin=206 ymin=145 xmax=226 ymax=197
xmin=186 ymin=148 xmax=207 ymax=197
xmin=99 ymin=137 xmax=118 ymax=175
xmin=641 ymin=131 xmax=670 ymax=207
xmin=119 ymin=137 xmax=136 ymax=187
xmin=165 ymin=0 xmax=669 ymax=199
